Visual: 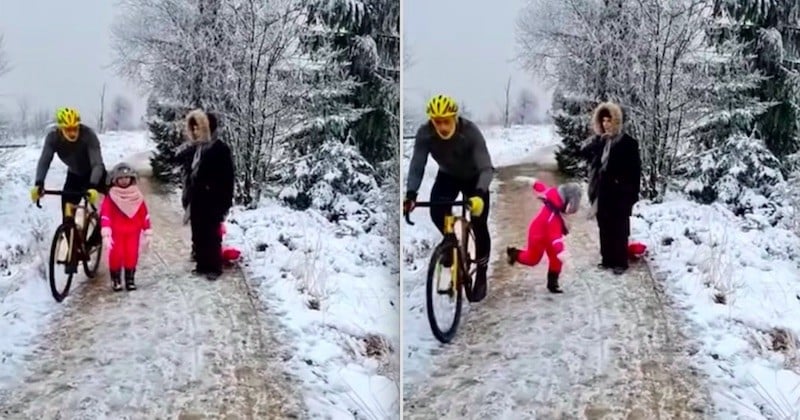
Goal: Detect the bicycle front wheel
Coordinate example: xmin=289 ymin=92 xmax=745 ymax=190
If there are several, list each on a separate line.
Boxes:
xmin=426 ymin=241 xmax=463 ymax=343
xmin=82 ymin=212 xmax=102 ymax=278
xmin=49 ymin=224 xmax=75 ymax=303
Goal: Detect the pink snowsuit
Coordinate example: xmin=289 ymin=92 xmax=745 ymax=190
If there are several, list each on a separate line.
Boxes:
xmin=100 ymin=185 xmax=151 ymax=271
xmin=514 ymin=180 xmax=569 ymax=273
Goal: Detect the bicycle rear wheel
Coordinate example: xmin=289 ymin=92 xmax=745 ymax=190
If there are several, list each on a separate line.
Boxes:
xmin=425 ymin=241 xmax=463 ymax=343
xmin=49 ymin=224 xmax=75 ymax=303
xmin=82 ymin=212 xmax=102 ymax=278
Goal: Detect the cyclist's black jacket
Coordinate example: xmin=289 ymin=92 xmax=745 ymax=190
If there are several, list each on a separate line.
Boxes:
xmin=35 ymin=124 xmax=105 ymax=187
xmin=406 ymin=117 xmax=494 ymax=194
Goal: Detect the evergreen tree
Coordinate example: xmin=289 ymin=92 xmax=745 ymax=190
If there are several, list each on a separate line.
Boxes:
xmin=305 ymin=0 xmax=400 ymax=167
xmin=145 ymin=97 xmax=190 ymax=184
xmin=713 ymin=0 xmax=800 ymax=158
xmin=551 ymin=90 xmax=596 ymax=177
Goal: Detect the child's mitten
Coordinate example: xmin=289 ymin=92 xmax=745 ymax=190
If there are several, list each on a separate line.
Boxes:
xmin=141 ymin=229 xmax=153 ymax=253
xmin=101 ymin=227 xmax=113 ymax=250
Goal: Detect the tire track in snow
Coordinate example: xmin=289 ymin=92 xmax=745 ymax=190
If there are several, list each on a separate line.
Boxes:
xmin=0 ymin=175 xmax=305 ymax=419
xmin=403 ymin=162 xmax=712 ymax=419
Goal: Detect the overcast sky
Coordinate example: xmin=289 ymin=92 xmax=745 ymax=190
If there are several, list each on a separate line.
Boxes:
xmin=0 ymin=1 xmax=146 ymax=126
xmin=403 ymin=0 xmax=551 ymax=123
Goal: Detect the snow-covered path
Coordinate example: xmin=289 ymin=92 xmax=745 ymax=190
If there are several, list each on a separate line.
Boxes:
xmin=403 ymin=163 xmax=712 ymax=419
xmin=0 ymin=174 xmax=305 ymax=419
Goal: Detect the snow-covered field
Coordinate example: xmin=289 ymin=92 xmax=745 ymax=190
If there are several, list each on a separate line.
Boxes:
xmin=0 ymin=130 xmax=400 ymax=419
xmin=402 ymin=122 xmax=800 ymax=419
xmin=401 ymin=123 xmax=561 ymax=382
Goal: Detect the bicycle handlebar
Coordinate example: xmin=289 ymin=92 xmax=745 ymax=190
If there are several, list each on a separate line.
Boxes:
xmin=35 ymin=189 xmax=93 ymax=209
xmin=404 ymin=200 xmax=471 ymax=226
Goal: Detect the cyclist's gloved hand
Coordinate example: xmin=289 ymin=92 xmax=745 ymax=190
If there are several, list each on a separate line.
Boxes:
xmin=101 ymin=227 xmax=113 ymax=250
xmin=30 ymin=183 xmax=44 ymax=203
xmin=403 ymin=191 xmax=417 ymax=214
xmin=86 ymin=188 xmax=100 ymax=205
xmin=468 ymin=194 xmax=485 ymax=217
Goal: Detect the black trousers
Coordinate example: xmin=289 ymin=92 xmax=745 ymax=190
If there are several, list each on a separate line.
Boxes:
xmin=61 ymin=167 xmax=108 ymax=216
xmin=191 ymin=211 xmax=222 ymax=274
xmin=596 ymin=205 xmax=631 ymax=269
xmin=429 ymin=171 xmax=491 ymax=268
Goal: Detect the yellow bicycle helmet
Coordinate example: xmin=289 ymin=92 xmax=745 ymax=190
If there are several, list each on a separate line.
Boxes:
xmin=56 ymin=107 xmax=81 ymax=128
xmin=425 ymin=94 xmax=459 ymax=119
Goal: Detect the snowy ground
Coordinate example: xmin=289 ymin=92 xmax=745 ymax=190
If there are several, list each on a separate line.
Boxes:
xmin=221 ymin=200 xmax=400 ymax=419
xmin=632 ymin=198 xmax=800 ymax=419
xmin=401 ymin=123 xmax=561 ymax=383
xmin=402 ymin=122 xmax=800 ymax=419
xmin=0 ymin=130 xmax=399 ymax=419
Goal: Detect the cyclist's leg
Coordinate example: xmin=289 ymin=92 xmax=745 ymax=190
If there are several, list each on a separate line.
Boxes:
xmin=61 ymin=172 xmax=85 ymax=221
xmin=429 ymin=171 xmax=460 ymax=267
xmin=428 ymin=171 xmax=460 ymax=233
xmin=461 ymin=179 xmax=491 ymax=301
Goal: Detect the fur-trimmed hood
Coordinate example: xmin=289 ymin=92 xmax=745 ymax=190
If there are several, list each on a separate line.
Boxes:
xmin=185 ymin=109 xmax=211 ymax=143
xmin=592 ymin=102 xmax=623 ymax=136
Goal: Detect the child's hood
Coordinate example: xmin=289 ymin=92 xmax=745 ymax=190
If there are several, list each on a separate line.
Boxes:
xmin=532 ymin=180 xmax=564 ymax=209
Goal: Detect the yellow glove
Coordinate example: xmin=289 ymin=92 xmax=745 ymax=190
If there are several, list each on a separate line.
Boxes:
xmin=468 ymin=196 xmax=485 ymax=217
xmin=86 ymin=189 xmax=99 ymax=205
xmin=30 ymin=186 xmax=43 ymax=203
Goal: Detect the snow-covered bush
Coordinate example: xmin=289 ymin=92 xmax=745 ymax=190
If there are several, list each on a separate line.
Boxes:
xmin=682 ymin=134 xmax=786 ymax=224
xmin=280 ymin=140 xmax=380 ymax=226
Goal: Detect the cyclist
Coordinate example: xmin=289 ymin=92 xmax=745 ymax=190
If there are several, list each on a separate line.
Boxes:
xmin=30 ymin=107 xmax=108 ymax=246
xmin=403 ymin=94 xmax=495 ymax=302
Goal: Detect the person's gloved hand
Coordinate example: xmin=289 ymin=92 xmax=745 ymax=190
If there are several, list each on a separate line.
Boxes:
xmin=468 ymin=193 xmax=485 ymax=217
xmin=86 ymin=188 xmax=100 ymax=205
xmin=101 ymin=227 xmax=113 ymax=250
xmin=30 ymin=184 xmax=44 ymax=203
xmin=141 ymin=229 xmax=153 ymax=253
xmin=403 ymin=191 xmax=417 ymax=214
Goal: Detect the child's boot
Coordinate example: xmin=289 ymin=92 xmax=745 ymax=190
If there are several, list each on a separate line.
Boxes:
xmin=547 ymin=271 xmax=563 ymax=294
xmin=110 ymin=270 xmax=123 ymax=292
xmin=125 ymin=269 xmax=137 ymax=291
xmin=506 ymin=247 xmax=519 ymax=266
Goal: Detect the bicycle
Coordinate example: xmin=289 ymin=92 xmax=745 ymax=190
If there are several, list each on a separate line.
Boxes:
xmin=35 ymin=190 xmax=103 ymax=302
xmin=405 ymin=200 xmax=477 ymax=343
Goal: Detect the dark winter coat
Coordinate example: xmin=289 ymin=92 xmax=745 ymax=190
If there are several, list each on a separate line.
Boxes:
xmin=580 ymin=102 xmax=641 ymax=215
xmin=184 ymin=109 xmax=235 ymax=223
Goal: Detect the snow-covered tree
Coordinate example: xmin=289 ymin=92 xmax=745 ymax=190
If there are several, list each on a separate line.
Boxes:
xmin=518 ymin=0 xmax=710 ymax=198
xmin=551 ymin=90 xmax=596 ymax=177
xmin=0 ymin=34 xmax=9 ymax=78
xmin=145 ymin=97 xmax=191 ymax=183
xmin=305 ymin=0 xmax=400 ymax=167
xmin=512 ymin=88 xmax=537 ymax=125
xmin=106 ymin=95 xmax=135 ymax=131
xmin=713 ymin=0 xmax=800 ymax=158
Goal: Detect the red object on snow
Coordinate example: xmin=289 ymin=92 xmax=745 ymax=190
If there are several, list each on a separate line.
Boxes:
xmin=219 ymin=223 xmax=242 ymax=262
xmin=628 ymin=241 xmax=647 ymax=259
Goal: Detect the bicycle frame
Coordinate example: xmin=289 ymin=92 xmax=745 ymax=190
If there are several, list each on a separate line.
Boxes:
xmin=36 ymin=190 xmax=96 ymax=265
xmin=405 ymin=200 xmax=472 ymax=291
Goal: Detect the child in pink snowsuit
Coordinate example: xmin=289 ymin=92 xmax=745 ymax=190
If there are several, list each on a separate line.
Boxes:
xmin=100 ymin=162 xmax=152 ymax=291
xmin=506 ymin=179 xmax=582 ymax=294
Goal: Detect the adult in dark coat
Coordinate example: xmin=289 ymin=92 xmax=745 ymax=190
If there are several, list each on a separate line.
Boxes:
xmin=183 ymin=109 xmax=235 ymax=280
xmin=173 ymin=112 xmax=219 ymax=261
xmin=580 ymin=101 xmax=641 ymax=275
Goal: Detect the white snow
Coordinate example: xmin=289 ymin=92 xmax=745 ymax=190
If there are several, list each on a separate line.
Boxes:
xmin=403 ymin=122 xmax=800 ymax=419
xmin=401 ymin=123 xmax=562 ymax=383
xmin=0 ymin=130 xmax=399 ymax=419
xmin=632 ymin=196 xmax=800 ymax=419
xmin=0 ymin=131 xmax=153 ymax=385
xmin=222 ymin=197 xmax=400 ymax=419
